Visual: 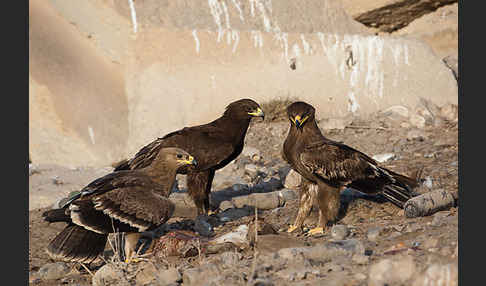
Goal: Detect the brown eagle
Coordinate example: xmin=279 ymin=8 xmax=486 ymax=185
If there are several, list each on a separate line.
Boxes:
xmin=114 ymin=98 xmax=265 ymax=215
xmin=282 ymin=102 xmax=420 ymax=235
xmin=42 ymin=147 xmax=197 ymax=263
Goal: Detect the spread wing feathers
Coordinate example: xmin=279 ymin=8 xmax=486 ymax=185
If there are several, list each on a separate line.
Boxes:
xmin=89 ymin=186 xmax=175 ymax=232
xmin=114 ymin=125 xmax=236 ymax=172
xmin=46 ymin=223 xmax=107 ymax=263
xmin=300 ymin=141 xmax=389 ymax=183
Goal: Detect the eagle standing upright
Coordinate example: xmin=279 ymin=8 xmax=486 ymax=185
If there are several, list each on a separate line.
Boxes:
xmin=282 ymin=101 xmax=420 ymax=235
xmin=114 ymin=98 xmax=265 ymax=215
xmin=42 ymin=147 xmax=197 ymax=263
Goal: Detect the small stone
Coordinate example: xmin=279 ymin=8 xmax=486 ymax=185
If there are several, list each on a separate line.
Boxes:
xmin=219 ymin=251 xmax=242 ymax=267
xmin=440 ymin=103 xmax=458 ymax=122
xmin=410 ymin=114 xmax=426 ymax=128
xmin=275 ymin=267 xmax=309 ymax=281
xmin=217 ymin=207 xmax=251 ymax=222
xmin=407 ymin=129 xmax=427 ymax=141
xmin=283 ymin=169 xmax=302 ymax=190
xmin=400 ymin=122 xmax=411 ymax=128
xmin=320 ymin=116 xmax=353 ymax=130
xmin=415 ymin=106 xmax=434 ymax=125
xmin=182 ymin=264 xmax=221 ymax=286
xmin=352 ymin=254 xmax=369 ymax=265
xmin=369 ymin=256 xmax=416 ymax=286
xmin=158 ymin=268 xmax=182 ymax=285
xmin=324 ymin=263 xmax=344 ymax=273
xmin=232 ymin=192 xmax=281 ymax=210
xmin=331 ymin=225 xmax=350 ymax=240
xmin=210 ymin=225 xmax=249 ymax=246
xmin=354 ymin=273 xmax=367 ymax=280
xmin=278 ymin=188 xmax=298 ymax=202
xmin=219 ymin=200 xmax=234 ymax=212
xmin=194 ymin=215 xmax=214 ymax=237
xmin=382 ymin=105 xmax=409 ymax=118
xmin=371 ymin=153 xmax=395 ymax=163
xmin=367 ymin=227 xmax=385 ymax=242
xmin=92 ymin=263 xmax=130 ymax=286
xmin=51 ymin=176 xmax=63 ymax=185
xmin=242 ymin=146 xmax=261 ymax=158
xmin=431 ymin=211 xmax=450 ymax=226
xmin=37 ymin=262 xmax=71 ymax=280
xmin=245 ymin=164 xmax=260 ymax=178
xmin=29 ymin=164 xmax=40 ymax=176
xmin=412 ymin=263 xmax=458 ymax=286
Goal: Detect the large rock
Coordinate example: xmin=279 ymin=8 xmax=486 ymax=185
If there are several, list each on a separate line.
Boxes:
xmin=342 ymin=0 xmax=457 ymax=33
xmin=30 ymin=0 xmax=457 ymax=167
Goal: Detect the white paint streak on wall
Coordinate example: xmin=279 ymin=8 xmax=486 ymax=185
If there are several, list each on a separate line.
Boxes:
xmin=292 ymin=43 xmax=301 ymax=60
xmin=300 ymin=34 xmax=311 ymax=55
xmin=208 ymin=0 xmax=224 ymax=42
xmin=221 ymin=0 xmax=231 ymax=29
xmin=192 ymin=29 xmax=200 ymax=54
xmin=347 ymin=91 xmax=360 ymax=113
xmin=128 ymin=0 xmax=138 ymax=33
xmin=255 ymin=0 xmax=272 ymax=32
xmin=364 ymin=36 xmax=385 ymax=99
xmin=251 ymin=30 xmax=263 ymax=48
xmin=231 ymin=30 xmax=240 ymax=53
xmin=231 ymin=0 xmax=245 ymax=22
xmin=249 ymin=0 xmax=255 ymax=17
xmin=88 ymin=126 xmax=95 ymax=145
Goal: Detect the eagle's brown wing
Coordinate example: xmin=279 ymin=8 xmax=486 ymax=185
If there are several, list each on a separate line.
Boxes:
xmin=115 ymin=125 xmax=236 ymax=171
xmin=89 ymin=186 xmax=175 ymax=231
xmin=65 ymin=171 xmax=174 ymax=232
xmin=300 ymin=140 xmax=382 ymax=184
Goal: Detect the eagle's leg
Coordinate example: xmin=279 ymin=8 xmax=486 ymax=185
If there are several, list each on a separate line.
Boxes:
xmin=288 ymin=181 xmax=317 ymax=233
xmin=309 ymin=184 xmax=340 ymax=236
xmin=187 ymin=170 xmax=215 ymax=216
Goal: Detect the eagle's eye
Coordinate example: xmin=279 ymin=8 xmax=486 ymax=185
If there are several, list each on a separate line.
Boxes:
xmin=176 ymin=154 xmax=183 ymax=159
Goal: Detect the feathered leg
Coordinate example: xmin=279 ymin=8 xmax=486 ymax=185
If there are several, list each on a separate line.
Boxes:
xmin=288 ymin=180 xmax=318 ymax=233
xmin=187 ymin=170 xmax=215 ymax=215
xmin=309 ymin=183 xmax=340 ymax=236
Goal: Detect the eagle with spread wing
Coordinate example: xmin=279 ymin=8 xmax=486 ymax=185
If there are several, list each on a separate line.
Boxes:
xmin=114 ymin=98 xmax=265 ymax=215
xmin=283 ymin=102 xmax=420 ymax=235
xmin=42 ymin=147 xmax=197 ymax=263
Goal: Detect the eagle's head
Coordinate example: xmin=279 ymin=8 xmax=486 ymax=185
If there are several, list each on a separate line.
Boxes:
xmin=287 ymin=101 xmax=316 ymax=130
xmin=224 ymin=98 xmax=265 ymax=121
xmin=155 ymin=147 xmax=198 ymax=171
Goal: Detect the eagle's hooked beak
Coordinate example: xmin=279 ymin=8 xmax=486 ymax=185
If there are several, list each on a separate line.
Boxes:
xmin=293 ymin=115 xmax=309 ymax=129
xmin=179 ymin=156 xmax=197 ymax=166
xmin=248 ymin=107 xmax=265 ymax=120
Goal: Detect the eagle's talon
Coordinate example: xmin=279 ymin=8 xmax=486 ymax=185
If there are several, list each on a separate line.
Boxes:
xmin=307 ymin=227 xmax=325 ymax=236
xmin=287 ymin=225 xmax=299 ymax=233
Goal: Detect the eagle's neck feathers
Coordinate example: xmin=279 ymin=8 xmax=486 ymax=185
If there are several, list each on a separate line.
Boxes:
xmin=143 ymin=166 xmax=178 ymax=197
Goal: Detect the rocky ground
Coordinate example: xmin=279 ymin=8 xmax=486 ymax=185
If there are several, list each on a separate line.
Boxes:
xmin=29 ymin=99 xmax=458 ymax=286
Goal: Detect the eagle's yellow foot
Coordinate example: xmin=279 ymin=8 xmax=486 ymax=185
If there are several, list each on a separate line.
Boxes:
xmin=307 ymin=227 xmax=325 ymax=236
xmin=124 ymin=257 xmax=142 ymax=263
xmin=208 ymin=210 xmax=217 ymax=216
xmin=287 ymin=225 xmax=299 ymax=233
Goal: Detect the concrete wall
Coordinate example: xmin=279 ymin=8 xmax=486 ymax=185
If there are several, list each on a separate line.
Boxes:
xmin=29 ymin=0 xmax=457 ymax=167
